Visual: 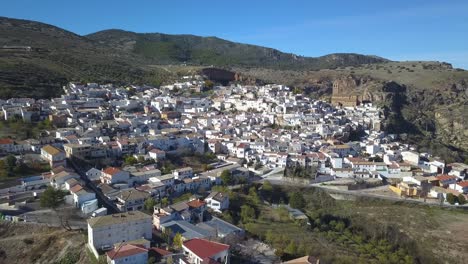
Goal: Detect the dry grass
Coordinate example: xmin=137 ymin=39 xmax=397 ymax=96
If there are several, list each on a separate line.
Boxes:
xmin=333 ymin=198 xmax=468 ymax=264
xmin=0 ymin=222 xmax=92 ymax=264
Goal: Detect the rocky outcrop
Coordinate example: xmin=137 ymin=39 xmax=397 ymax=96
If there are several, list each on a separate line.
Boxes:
xmin=434 ymin=105 xmax=468 ymax=151
xmin=330 ymin=75 xmax=406 ymax=108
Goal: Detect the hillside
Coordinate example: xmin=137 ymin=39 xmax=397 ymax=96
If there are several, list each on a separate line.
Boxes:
xmin=86 ymin=29 xmax=387 ymax=69
xmin=0 ymin=223 xmax=92 ymax=264
xmin=0 ymin=17 xmax=171 ymax=98
xmin=0 ymin=16 xmax=385 ymax=98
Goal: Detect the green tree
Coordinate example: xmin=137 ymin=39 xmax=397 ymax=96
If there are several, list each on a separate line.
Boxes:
xmin=161 ymin=197 xmax=169 ymax=207
xmin=457 ymin=194 xmax=466 ymax=205
xmin=292 ymin=87 xmax=302 ymax=95
xmin=262 ymin=181 xmax=273 ymax=202
xmin=40 ymin=187 xmax=66 ymax=209
xmin=138 ymin=156 xmax=146 ymax=163
xmin=240 ymin=205 xmax=256 ymax=223
xmin=124 ymin=155 xmax=138 ymax=165
xmin=446 ymin=193 xmax=457 ymax=205
xmin=285 ymin=240 xmax=297 ymax=256
xmin=220 ymin=170 xmax=233 ymax=186
xmin=5 ymin=154 xmax=17 ymax=171
xmin=204 ymin=80 xmax=214 ymax=90
xmin=144 ymin=197 xmax=157 ymax=213
xmin=147 ymin=256 xmax=156 ymax=264
xmin=0 ymin=160 xmax=7 ymax=178
xmin=265 ymin=230 xmax=275 ymax=244
xmin=173 ymin=233 xmax=183 ymax=249
xmin=248 ymin=186 xmax=261 ymax=204
xmin=162 ymin=228 xmax=173 ymax=246
xmin=289 ymin=192 xmax=306 ymax=210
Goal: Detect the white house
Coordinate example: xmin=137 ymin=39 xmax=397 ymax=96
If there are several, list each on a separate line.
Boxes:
xmin=401 ymin=151 xmax=420 ymax=165
xmin=100 ymin=167 xmax=130 ymax=185
xmin=106 ymin=244 xmax=148 ymax=264
xmin=173 ymin=167 xmax=193 ymax=180
xmin=51 ymin=171 xmax=80 ymax=190
xmin=70 ymin=184 xmax=96 ymax=208
xmin=366 ymin=144 xmax=381 ymax=155
xmin=236 ymin=143 xmax=249 ymax=159
xmin=181 ymin=238 xmax=230 ymax=264
xmin=450 ymin=181 xmax=468 ymax=194
xmin=448 ymin=163 xmax=468 ymax=180
xmin=331 ymin=168 xmax=354 ymax=178
xmin=204 ymin=191 xmax=229 ymax=212
xmin=41 ymin=145 xmax=66 ymax=168
xmin=148 ymin=148 xmax=166 ymax=161
xmin=87 ymin=211 xmax=152 ymax=258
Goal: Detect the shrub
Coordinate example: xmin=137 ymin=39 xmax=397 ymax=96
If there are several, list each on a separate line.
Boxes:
xmin=23 ymin=238 xmax=34 ymax=244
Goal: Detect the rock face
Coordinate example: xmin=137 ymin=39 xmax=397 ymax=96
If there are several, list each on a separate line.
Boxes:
xmin=201 ymin=68 xmax=235 ymax=85
xmin=201 ymin=68 xmax=260 ymax=86
xmin=328 ymin=74 xmax=466 ymax=159
xmin=331 ymin=76 xmax=359 ymax=106
xmin=330 ymin=75 xmax=405 ymax=108
xmin=434 ymin=105 xmax=468 ymax=151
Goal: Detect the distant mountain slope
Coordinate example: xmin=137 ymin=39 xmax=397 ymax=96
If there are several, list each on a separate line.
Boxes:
xmin=86 ymin=29 xmax=388 ymax=69
xmin=0 ymin=16 xmax=388 ymax=98
xmin=0 ymin=17 xmax=167 ymax=98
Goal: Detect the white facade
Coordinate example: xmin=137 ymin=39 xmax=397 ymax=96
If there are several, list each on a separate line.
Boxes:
xmin=87 ymin=211 xmax=152 ymax=258
xmin=205 ymin=192 xmax=229 ymax=212
xmin=401 ymin=151 xmax=420 ymax=165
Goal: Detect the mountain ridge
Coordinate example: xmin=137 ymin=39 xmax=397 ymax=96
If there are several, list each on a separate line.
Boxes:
xmin=85 ymin=28 xmax=389 ymax=68
xmin=0 ymin=16 xmax=390 ymax=98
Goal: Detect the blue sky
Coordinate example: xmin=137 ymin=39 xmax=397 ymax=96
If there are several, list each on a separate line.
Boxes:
xmin=3 ymin=0 xmax=468 ymax=68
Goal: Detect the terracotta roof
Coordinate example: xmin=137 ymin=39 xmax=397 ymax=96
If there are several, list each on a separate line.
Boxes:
xmin=237 ymin=143 xmax=248 ymax=148
xmin=183 ymin=238 xmax=229 ymax=259
xmin=103 ymin=167 xmax=121 ymax=176
xmin=187 ymin=199 xmax=206 ymax=208
xmin=52 ymin=166 xmax=68 ymax=174
xmin=0 ymin=138 xmax=14 ymax=145
xmin=70 ymin=184 xmax=83 ymax=193
xmin=435 ymin=175 xmax=457 ymax=181
xmin=457 ymin=181 xmax=468 ymax=187
xmin=106 ymin=244 xmax=148 ymax=260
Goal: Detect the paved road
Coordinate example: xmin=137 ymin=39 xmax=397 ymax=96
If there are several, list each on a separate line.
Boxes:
xmin=261 ymin=167 xmax=284 ymax=179
xmin=68 ymin=158 xmax=120 ymax=214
